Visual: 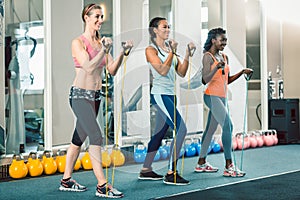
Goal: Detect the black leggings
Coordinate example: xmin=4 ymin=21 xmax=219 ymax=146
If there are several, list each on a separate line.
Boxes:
xmin=69 ymin=86 xmax=102 ymax=146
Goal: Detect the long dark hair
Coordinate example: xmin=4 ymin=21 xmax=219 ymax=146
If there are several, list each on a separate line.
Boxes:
xmin=203 ymin=27 xmax=226 ymax=52
xmin=148 ymin=17 xmax=167 ymax=57
xmin=82 ymin=3 xmax=102 ymax=40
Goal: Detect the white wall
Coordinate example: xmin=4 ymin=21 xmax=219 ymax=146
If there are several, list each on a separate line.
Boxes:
xmin=226 ymin=0 xmax=246 ymax=67
xmin=207 ymin=0 xmax=222 ymax=29
xmin=282 ymin=22 xmax=300 ymax=99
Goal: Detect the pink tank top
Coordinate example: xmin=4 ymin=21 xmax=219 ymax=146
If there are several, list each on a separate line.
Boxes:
xmin=73 ymin=35 xmax=106 ymax=68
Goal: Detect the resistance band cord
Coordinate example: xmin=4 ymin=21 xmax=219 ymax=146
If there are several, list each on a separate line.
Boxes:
xmin=104 ymin=42 xmax=132 ymax=189
xmin=239 ymin=72 xmax=252 ymax=170
xmin=172 ymin=44 xmax=195 ymax=182
xmin=225 ymin=65 xmax=252 ymax=172
xmin=104 ymin=51 xmax=109 ymax=194
xmin=102 ymin=40 xmax=115 ymax=195
xmin=173 ymin=51 xmax=177 ymax=184
xmin=180 ymin=45 xmax=195 ymax=176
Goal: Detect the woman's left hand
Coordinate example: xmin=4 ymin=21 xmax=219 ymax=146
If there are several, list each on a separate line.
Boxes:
xmin=122 ymin=40 xmax=134 ymax=50
xmin=243 ymin=68 xmax=253 ymax=75
xmin=187 ymin=42 xmax=196 ymax=57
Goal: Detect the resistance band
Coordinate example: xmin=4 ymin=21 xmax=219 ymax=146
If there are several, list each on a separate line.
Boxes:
xmin=228 ymin=67 xmax=253 ymax=173
xmin=111 ymin=42 xmax=132 ymax=187
xmin=172 ymin=43 xmax=178 ymax=184
xmin=170 ymin=42 xmax=196 ymax=183
xmin=239 ymin=71 xmax=253 ymax=170
xmin=180 ymin=44 xmax=196 ymax=176
xmin=103 ymin=40 xmax=111 ymax=195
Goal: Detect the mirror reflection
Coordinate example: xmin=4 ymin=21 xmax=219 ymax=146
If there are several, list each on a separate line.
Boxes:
xmin=4 ymin=0 xmax=44 ymax=154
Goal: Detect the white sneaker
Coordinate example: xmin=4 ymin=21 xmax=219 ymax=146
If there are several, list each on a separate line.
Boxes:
xmin=223 ymin=163 xmax=246 ymax=177
xmin=95 ymin=183 xmax=123 ymax=198
xmin=194 ymin=162 xmax=218 ymax=173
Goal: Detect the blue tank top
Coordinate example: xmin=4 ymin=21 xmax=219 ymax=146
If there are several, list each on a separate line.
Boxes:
xmin=149 ymin=44 xmax=178 ymax=95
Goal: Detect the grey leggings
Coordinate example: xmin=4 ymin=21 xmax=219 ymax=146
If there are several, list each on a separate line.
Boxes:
xmin=69 ymin=86 xmax=103 ymax=146
xmin=200 ymin=94 xmax=233 ymax=160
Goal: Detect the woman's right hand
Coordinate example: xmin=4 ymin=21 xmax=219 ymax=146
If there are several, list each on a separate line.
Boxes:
xmin=217 ymin=61 xmax=225 ymax=69
xmin=168 ymin=39 xmax=178 ymax=53
xmin=101 ymin=37 xmax=113 ymax=53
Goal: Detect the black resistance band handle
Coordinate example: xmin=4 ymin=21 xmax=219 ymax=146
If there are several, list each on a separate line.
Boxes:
xmin=121 ymin=42 xmax=132 ymax=56
xmin=187 ymin=44 xmax=196 ymax=57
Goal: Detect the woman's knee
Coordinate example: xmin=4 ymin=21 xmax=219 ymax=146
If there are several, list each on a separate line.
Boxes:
xmin=71 ymin=130 xmax=86 ymax=146
xmin=223 ymin=117 xmax=233 ymax=133
xmin=89 ymin=135 xmax=102 ymax=146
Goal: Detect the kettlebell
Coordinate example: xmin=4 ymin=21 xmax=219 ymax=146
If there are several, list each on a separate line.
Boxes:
xmin=81 ymin=151 xmax=93 ymax=170
xmin=55 ymin=149 xmax=67 ymax=173
xmin=244 ymin=134 xmax=250 ymax=149
xmin=27 ymin=152 xmax=43 ymax=177
xmin=42 ymin=150 xmax=57 ymax=175
xmin=153 ymin=150 xmax=161 ymax=162
xmin=207 ymin=140 xmax=214 ymax=154
xmin=217 ymin=138 xmax=223 ymax=151
xmin=271 ymin=129 xmax=278 ymax=145
xmin=9 ymin=154 xmax=28 ymax=179
xmin=110 ymin=145 xmax=125 ymax=167
xmin=179 ymin=146 xmax=185 ymax=158
xmin=212 ymin=141 xmax=221 ymax=153
xmin=236 ymin=133 xmax=248 ymax=150
xmin=256 ymin=131 xmax=264 ymax=147
xmin=263 ymin=131 xmax=274 ymax=146
xmin=232 ymin=136 xmax=238 ymax=150
xmin=102 ymin=148 xmax=111 ymax=168
xmin=73 ymin=158 xmax=81 ymax=171
xmin=184 ymin=138 xmax=196 ymax=157
xmin=163 ymin=140 xmax=171 ymax=157
xmin=192 ymin=138 xmax=201 ymax=155
xmin=158 ymin=146 xmax=168 ymax=160
xmin=134 ymin=143 xmax=147 ymax=163
xmin=249 ymin=132 xmax=258 ymax=148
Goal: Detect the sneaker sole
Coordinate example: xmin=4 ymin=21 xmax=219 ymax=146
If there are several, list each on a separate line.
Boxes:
xmin=223 ymin=173 xmax=246 ymax=177
xmin=163 ymin=180 xmax=190 ymax=186
xmin=95 ymin=192 xmax=124 ymax=198
xmin=59 ymin=186 xmax=87 ymax=192
xmin=194 ymin=169 xmax=218 ymax=173
xmin=138 ymin=176 xmax=163 ymax=180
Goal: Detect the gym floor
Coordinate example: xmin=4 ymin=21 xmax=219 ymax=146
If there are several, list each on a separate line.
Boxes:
xmin=0 ymin=144 xmax=299 ymax=199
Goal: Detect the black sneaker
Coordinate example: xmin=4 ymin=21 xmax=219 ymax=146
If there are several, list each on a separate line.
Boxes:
xmin=163 ymin=172 xmax=190 ymax=185
xmin=138 ymin=170 xmax=164 ymax=180
xmin=95 ymin=183 xmax=123 ymax=198
xmin=59 ymin=179 xmax=87 ymax=192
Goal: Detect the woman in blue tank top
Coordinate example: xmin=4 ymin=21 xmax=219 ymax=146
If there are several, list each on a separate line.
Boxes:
xmin=138 ymin=17 xmax=196 ymax=185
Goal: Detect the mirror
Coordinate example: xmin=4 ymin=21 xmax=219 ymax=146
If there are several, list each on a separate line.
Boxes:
xmin=0 ymin=0 xmax=4 ymax=156
xmin=4 ymin=0 xmax=44 ymax=154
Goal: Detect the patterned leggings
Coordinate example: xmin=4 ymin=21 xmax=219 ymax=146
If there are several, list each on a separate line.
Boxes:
xmin=143 ymin=94 xmax=187 ymax=171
